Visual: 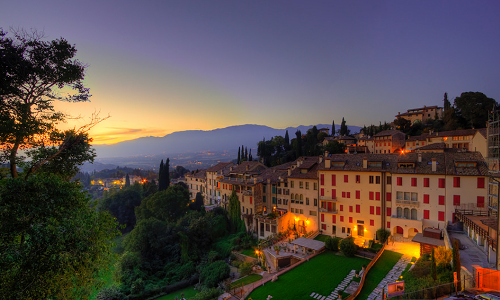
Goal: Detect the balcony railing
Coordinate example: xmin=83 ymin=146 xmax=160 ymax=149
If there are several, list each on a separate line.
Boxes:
xmin=320 ymin=196 xmax=337 ymax=202
xmin=320 ymin=208 xmax=338 ymax=214
xmin=396 ymin=199 xmax=419 ymax=207
xmin=391 ymin=214 xmax=421 ymax=221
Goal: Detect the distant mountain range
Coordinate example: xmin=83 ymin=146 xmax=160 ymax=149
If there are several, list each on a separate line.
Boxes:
xmin=93 ymin=124 xmax=362 ymax=158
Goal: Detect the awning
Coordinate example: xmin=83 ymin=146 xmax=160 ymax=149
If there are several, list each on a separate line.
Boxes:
xmin=275 ymin=208 xmax=287 ymax=212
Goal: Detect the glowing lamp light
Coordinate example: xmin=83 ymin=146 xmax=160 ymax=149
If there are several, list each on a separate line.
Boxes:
xmin=353 ymin=227 xmax=357 ymax=230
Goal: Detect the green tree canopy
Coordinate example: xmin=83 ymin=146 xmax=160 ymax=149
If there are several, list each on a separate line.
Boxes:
xmin=99 ymin=186 xmax=142 ymax=233
xmin=136 ymin=184 xmax=189 ymax=223
xmin=454 ymin=91 xmax=498 ymax=129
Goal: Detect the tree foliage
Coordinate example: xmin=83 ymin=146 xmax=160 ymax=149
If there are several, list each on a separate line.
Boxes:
xmin=136 ymin=184 xmax=189 ymax=223
xmin=376 ymin=228 xmax=391 ymax=243
xmin=0 ymin=29 xmax=97 ymax=179
xmin=324 ymin=141 xmax=346 ymax=154
xmin=200 ymin=260 xmax=230 ymax=288
xmin=99 ymin=185 xmax=142 ymax=233
xmin=454 ymin=91 xmax=498 ymax=129
xmin=339 ymin=237 xmax=356 ymax=257
xmin=0 ymin=174 xmax=119 ymax=299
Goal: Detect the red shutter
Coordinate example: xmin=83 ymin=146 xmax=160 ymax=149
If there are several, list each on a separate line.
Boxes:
xmin=340 ymin=205 xmax=343 ymax=211
xmin=356 ymin=190 xmax=360 ymax=199
xmin=332 ymin=215 xmax=336 ymax=224
xmin=347 ymin=192 xmax=351 ymax=198
xmin=369 ymin=191 xmax=374 ymax=200
xmin=321 ymin=188 xmax=324 ymax=196
xmin=453 ymin=195 xmax=461 ymax=206
xmin=332 ymin=189 xmax=336 ymax=199
xmin=477 ymin=196 xmax=485 ymax=208
xmin=438 ymin=211 xmax=445 ymax=221
xmin=453 ymin=177 xmax=460 ymax=188
xmin=332 ymin=174 xmax=336 ymax=186
xmin=411 ymin=178 xmax=417 ymax=187
xmin=387 ymin=207 xmax=392 ymax=216
xmin=478 ymin=177 xmax=485 ymax=188
xmin=387 ymin=221 xmax=390 ymax=229
xmin=250 ymin=197 xmax=253 ymax=204
xmin=321 ymin=214 xmax=324 ymax=222
xmin=342 ymin=191 xmax=345 ymax=198
xmin=424 ymin=210 xmax=430 ymax=219
xmin=397 ymin=177 xmax=402 ymax=186
xmin=376 ymin=192 xmax=380 ymax=201
xmin=344 ymin=175 xmax=348 ymax=183
xmin=356 ymin=205 xmax=360 ymax=213
xmin=340 ymin=216 xmax=344 ymax=222
xmin=370 ymin=219 xmax=374 ymax=226
xmin=386 ymin=192 xmax=391 ymax=202
xmin=439 ymin=195 xmax=445 ymax=205
xmin=376 ymin=207 xmax=381 ymax=215
xmin=349 ymin=206 xmax=353 ymax=212
xmin=320 ymin=174 xmax=324 ymax=185
xmin=349 ymin=217 xmax=353 ymax=223
xmin=424 ymin=178 xmax=429 ymax=187
xmin=439 ymin=178 xmax=445 ymax=188
xmin=370 ymin=206 xmax=374 ymax=215
xmin=423 ymin=194 xmax=429 ymax=204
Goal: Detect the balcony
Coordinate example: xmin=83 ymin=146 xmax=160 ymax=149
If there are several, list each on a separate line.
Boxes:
xmin=320 ymin=196 xmax=337 ymax=202
xmin=243 ymin=190 xmax=253 ymax=196
xmin=320 ymin=208 xmax=338 ymax=214
xmin=396 ymin=199 xmax=419 ymax=207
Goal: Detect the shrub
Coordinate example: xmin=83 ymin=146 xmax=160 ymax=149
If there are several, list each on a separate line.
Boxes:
xmin=376 ymin=228 xmax=391 ymax=243
xmin=201 ymin=261 xmax=230 ymax=288
xmin=239 ymin=262 xmax=253 ymax=276
xmin=190 ymin=287 xmax=222 ymax=300
xmin=96 ymin=286 xmax=125 ymax=300
xmin=208 ymin=250 xmax=221 ymax=263
xmin=339 ymin=237 xmax=356 ymax=257
xmin=434 ymin=246 xmax=452 ymax=269
xmin=325 ymin=236 xmax=340 ymax=252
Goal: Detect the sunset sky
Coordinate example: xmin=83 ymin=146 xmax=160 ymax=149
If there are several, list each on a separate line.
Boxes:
xmin=2 ymin=1 xmax=500 ymax=144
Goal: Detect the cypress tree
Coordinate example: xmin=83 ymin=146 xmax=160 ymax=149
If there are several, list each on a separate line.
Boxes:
xmin=284 ymin=130 xmax=290 ymax=147
xmin=165 ymin=158 xmax=170 ymax=187
xmin=245 ymin=147 xmax=248 ymax=161
xmin=158 ymin=160 xmax=165 ymax=191
xmin=249 ymin=149 xmax=252 ymax=161
xmin=331 ymin=119 xmax=335 ymax=136
xmin=125 ymin=174 xmax=130 ymax=187
xmin=295 ymin=130 xmax=302 ymax=158
xmin=237 ymin=147 xmax=241 ymax=164
xmin=431 ymin=248 xmax=437 ymax=281
xmin=453 ymin=240 xmax=462 ymax=291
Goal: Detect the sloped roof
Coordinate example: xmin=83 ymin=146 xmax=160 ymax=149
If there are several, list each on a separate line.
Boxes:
xmin=206 ymin=162 xmax=234 ymax=173
xmin=291 ymin=237 xmax=325 ymax=251
xmin=374 ymin=130 xmax=405 ymax=137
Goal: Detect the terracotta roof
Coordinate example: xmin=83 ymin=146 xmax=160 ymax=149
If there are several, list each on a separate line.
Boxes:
xmin=258 ymin=167 xmax=288 ymax=184
xmin=407 ymin=135 xmax=428 ymax=141
xmin=229 ymin=161 xmax=267 ymax=175
xmin=289 ymin=162 xmax=319 ymax=179
xmin=416 ymin=142 xmax=447 ymax=151
xmin=186 ymin=169 xmax=206 ymax=179
xmin=477 ymin=128 xmax=487 ymax=138
xmin=374 ymin=130 xmax=405 ymax=137
xmin=428 ymin=129 xmax=481 ymax=138
xmin=480 ymin=218 xmax=498 ymax=230
xmin=206 ymin=162 xmax=234 ymax=173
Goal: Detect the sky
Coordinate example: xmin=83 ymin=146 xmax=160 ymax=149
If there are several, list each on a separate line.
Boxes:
xmin=2 ymin=1 xmax=500 ymax=144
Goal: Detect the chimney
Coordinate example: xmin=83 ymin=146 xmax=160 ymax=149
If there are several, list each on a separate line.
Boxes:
xmin=363 ymin=157 xmax=368 ymax=169
xmin=319 ymin=156 xmax=323 ymax=163
xmin=418 ymin=153 xmax=422 ymax=162
xmin=325 ymin=158 xmax=331 ymax=168
xmin=254 ymin=178 xmax=257 ymax=184
xmin=246 ymin=165 xmax=249 ymax=171
xmin=288 ymin=169 xmax=291 ymax=176
xmin=267 ymin=179 xmax=271 ymax=184
xmin=325 ymin=151 xmax=329 ymax=157
xmin=432 ymin=158 xmax=437 ymax=172
xmin=273 ymin=169 xmax=276 ymax=173
xmin=230 ymin=166 xmax=233 ymax=171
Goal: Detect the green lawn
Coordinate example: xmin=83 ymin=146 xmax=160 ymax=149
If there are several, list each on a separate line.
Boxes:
xmin=155 ymin=285 xmax=198 ymax=300
xmin=230 ymin=274 xmax=263 ymax=289
xmin=356 ymin=250 xmax=403 ymax=300
xmin=247 ymin=252 xmax=370 ymax=299
xmin=314 ymin=234 xmax=330 ymax=243
xmin=241 ymin=248 xmax=258 ymax=258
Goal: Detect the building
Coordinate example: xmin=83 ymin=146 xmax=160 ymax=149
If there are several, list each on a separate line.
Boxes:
xmin=185 ymin=169 xmax=206 ymax=200
xmin=396 ymin=105 xmax=443 ymax=124
xmin=373 ymin=130 xmax=406 ymax=154
xmin=205 ymin=162 xmax=234 ymax=205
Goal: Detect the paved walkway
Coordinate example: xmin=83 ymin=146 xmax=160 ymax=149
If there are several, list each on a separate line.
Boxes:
xmin=449 ymin=231 xmax=496 ymax=272
xmin=365 ymin=254 xmax=412 ymax=300
xmin=310 ymin=269 xmax=358 ymax=300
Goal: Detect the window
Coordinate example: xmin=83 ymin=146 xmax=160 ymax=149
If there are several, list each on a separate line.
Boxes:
xmin=340 ymin=216 xmax=344 ymax=222
xmin=387 ymin=222 xmax=390 ymax=229
xmin=271 ymin=225 xmax=277 ymax=233
xmin=478 ymin=178 xmax=485 ymax=189
xmin=369 ymin=191 xmax=374 ymax=200
xmin=299 ymin=181 xmax=303 ymax=189
xmin=439 ymin=195 xmax=445 ymax=205
xmin=411 ymin=178 xmax=417 ymax=187
xmin=396 ymin=191 xmax=403 ymax=200
xmin=291 ymin=181 xmax=294 ymax=188
xmin=342 ymin=227 xmax=345 ymax=233
xmin=305 ymin=182 xmax=309 ymax=189
xmin=423 ymin=194 xmax=429 ymax=204
xmin=387 ymin=176 xmax=392 ymax=185
xmin=344 ymin=175 xmax=349 ymax=183
xmin=250 ymin=197 xmax=253 ymax=204
xmin=376 ymin=176 xmax=381 ymax=184
xmin=424 ymin=178 xmax=429 ymax=187
xmin=370 ymin=206 xmax=374 ymax=215
xmin=356 ymin=175 xmax=360 ymax=183
xmin=346 ymin=192 xmax=351 ymax=198
xmin=332 ymin=215 xmax=336 ymax=223
xmin=439 ymin=178 xmax=445 ymax=188
xmin=332 ymin=175 xmax=336 ymax=186
xmin=314 ymin=182 xmax=318 ymax=190
xmin=395 ymin=177 xmax=403 ymax=186
xmin=340 ymin=204 xmax=343 ymax=211
xmin=387 ymin=207 xmax=392 ymax=216
xmin=314 ymin=198 xmax=318 ymax=206
xmin=349 ymin=217 xmax=353 ymax=223
xmin=397 ymin=207 xmax=402 ymax=218
xmin=306 ymin=198 xmax=309 ymax=205
xmin=438 ymin=211 xmax=445 ymax=221
xmin=477 ymin=196 xmax=485 ymax=208
xmin=453 ymin=195 xmax=461 ymax=206
xmin=387 ymin=192 xmax=391 ymax=202
xmin=310 ymin=210 xmax=317 ymax=216
xmin=320 ymin=174 xmax=324 ymax=186
xmin=376 ymin=192 xmax=380 ymax=201
xmin=411 ymin=209 xmax=417 ymax=220
xmin=263 ymin=196 xmax=266 ymax=203
xmin=332 ymin=189 xmax=336 ymax=199
xmin=356 ymin=205 xmax=360 ymax=213
xmin=320 ymin=188 xmax=324 ymax=196
xmin=404 ymin=208 xmax=409 ymax=219
xmin=322 ymin=224 xmax=327 ymax=231
xmin=370 ymin=219 xmax=374 ymax=226
xmin=266 ymin=224 xmax=270 ymax=232
xmin=376 ymin=207 xmax=381 ymax=215
xmin=369 ymin=162 xmax=382 ymax=167
xmin=272 ymin=197 xmax=276 ymax=204
xmin=369 ymin=176 xmax=374 ymax=184
xmin=349 ymin=206 xmax=353 ymax=213
xmin=342 ymin=191 xmax=345 ymax=198
xmin=453 ymin=177 xmax=460 ymax=188
xmin=291 ymin=208 xmax=295 ymax=213
xmin=356 ymin=190 xmax=360 ymax=199
xmin=321 ymin=214 xmax=324 ymax=222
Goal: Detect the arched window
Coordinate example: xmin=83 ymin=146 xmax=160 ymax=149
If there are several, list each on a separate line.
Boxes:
xmin=404 ymin=208 xmax=410 ymax=219
xmin=291 ymin=194 xmax=294 ymax=201
xmin=411 ymin=209 xmax=417 ymax=220
xmin=300 ymin=194 xmax=303 ymax=201
xmin=397 ymin=207 xmax=402 ymax=218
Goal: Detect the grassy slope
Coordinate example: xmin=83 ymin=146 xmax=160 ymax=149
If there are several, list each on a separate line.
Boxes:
xmin=240 ymin=248 xmax=258 ymax=258
xmin=230 ymin=274 xmax=263 ymax=289
xmin=247 ymin=252 xmax=370 ymax=299
xmin=155 ymin=286 xmax=198 ymax=300
xmin=356 ymin=250 xmax=403 ymax=300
